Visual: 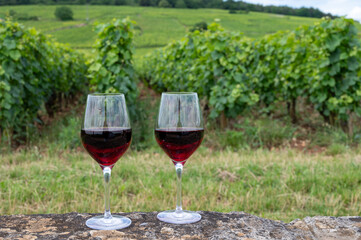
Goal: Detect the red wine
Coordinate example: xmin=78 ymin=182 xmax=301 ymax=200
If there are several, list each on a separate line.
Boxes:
xmin=81 ymin=127 xmax=132 ymax=168
xmin=155 ymin=128 xmax=204 ymax=165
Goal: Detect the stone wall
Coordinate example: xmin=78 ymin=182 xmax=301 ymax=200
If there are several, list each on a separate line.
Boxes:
xmin=0 ymin=211 xmax=360 ymax=239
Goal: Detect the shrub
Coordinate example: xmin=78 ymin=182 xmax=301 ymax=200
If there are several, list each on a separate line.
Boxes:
xmin=55 ymin=6 xmax=74 ymax=21
xmin=175 ymin=0 xmax=186 ymax=8
xmin=0 ymin=20 xmax=88 ymax=144
xmin=158 ymin=0 xmax=171 ymax=8
xmin=305 ymin=18 xmax=361 ymax=128
xmin=6 ymin=10 xmax=39 ymax=21
xmin=142 ymin=18 xmax=361 ymax=131
xmin=189 ymin=21 xmax=207 ymax=32
xmin=142 ymin=23 xmax=259 ymax=119
xmin=8 ymin=9 xmax=16 ymax=17
xmin=88 ymin=18 xmax=138 ymax=116
xmin=16 ymin=13 xmax=39 ymax=21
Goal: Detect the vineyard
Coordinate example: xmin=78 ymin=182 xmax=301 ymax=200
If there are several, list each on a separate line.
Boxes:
xmin=0 ymin=20 xmax=87 ymax=143
xmin=0 ymin=18 xmax=137 ymax=144
xmin=1 ymin=16 xmax=361 ymax=144
xmin=142 ymin=18 xmax=361 ymax=130
xmin=1 ymin=10 xmax=361 ymax=221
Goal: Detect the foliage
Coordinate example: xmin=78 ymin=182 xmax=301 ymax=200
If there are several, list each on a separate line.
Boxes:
xmin=158 ymin=0 xmax=171 ymax=8
xmin=16 ymin=13 xmax=39 ymax=21
xmin=0 ymin=19 xmax=87 ymax=143
xmin=6 ymin=9 xmax=38 ymax=21
xmin=305 ymin=19 xmax=361 ymax=125
xmin=8 ymin=9 xmax=16 ymax=17
xmin=142 ymin=23 xmax=259 ymax=118
xmin=189 ymin=21 xmax=207 ymax=32
xmin=88 ymin=18 xmax=138 ymax=116
xmin=54 ymin=6 xmax=73 ymax=21
xmin=175 ymin=0 xmax=186 ymax=8
xmin=142 ymin=18 xmax=361 ymax=130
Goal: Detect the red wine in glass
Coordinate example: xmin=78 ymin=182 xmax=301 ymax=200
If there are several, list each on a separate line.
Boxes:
xmin=81 ymin=93 xmax=132 ymax=230
xmin=155 ymin=92 xmax=204 ymax=224
xmin=81 ymin=127 xmax=132 ymax=168
xmin=155 ymin=127 xmax=204 ymax=165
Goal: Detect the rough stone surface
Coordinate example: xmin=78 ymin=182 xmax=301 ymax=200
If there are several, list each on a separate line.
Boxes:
xmin=0 ymin=212 xmax=360 ymax=239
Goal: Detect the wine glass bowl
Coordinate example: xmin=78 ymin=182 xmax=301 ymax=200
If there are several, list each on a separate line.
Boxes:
xmin=154 ymin=127 xmax=204 ymax=165
xmin=81 ymin=93 xmax=132 ymax=230
xmin=155 ymin=92 xmax=204 ymax=224
xmin=81 ymin=127 xmax=132 ymax=168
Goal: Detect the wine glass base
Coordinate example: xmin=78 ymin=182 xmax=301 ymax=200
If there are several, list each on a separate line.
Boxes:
xmin=86 ymin=215 xmax=131 ymax=230
xmin=157 ymin=210 xmax=201 ymax=224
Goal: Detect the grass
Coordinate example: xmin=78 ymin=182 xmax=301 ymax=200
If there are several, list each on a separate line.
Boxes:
xmin=0 ymin=5 xmax=324 ymax=58
xmin=0 ymin=145 xmax=360 ymax=222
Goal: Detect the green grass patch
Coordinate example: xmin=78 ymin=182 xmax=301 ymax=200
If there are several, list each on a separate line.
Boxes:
xmin=205 ymin=118 xmax=297 ymax=150
xmin=0 ymin=147 xmax=360 ymax=222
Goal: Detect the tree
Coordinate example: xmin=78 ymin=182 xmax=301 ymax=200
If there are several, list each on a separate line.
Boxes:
xmin=139 ymin=0 xmax=158 ymax=6
xmin=139 ymin=0 xmax=151 ymax=6
xmin=158 ymin=0 xmax=170 ymax=7
xmin=126 ymin=0 xmax=137 ymax=5
xmin=114 ymin=0 xmax=127 ymax=5
xmin=175 ymin=0 xmax=186 ymax=8
xmin=204 ymin=0 xmax=222 ymax=8
xmin=54 ymin=6 xmax=74 ymax=20
xmin=102 ymin=0 xmax=114 ymax=4
xmin=184 ymin=0 xmax=203 ymax=8
xmin=167 ymin=0 xmax=176 ymax=7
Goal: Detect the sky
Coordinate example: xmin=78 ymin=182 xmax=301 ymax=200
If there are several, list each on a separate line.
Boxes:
xmin=243 ymin=0 xmax=361 ymax=22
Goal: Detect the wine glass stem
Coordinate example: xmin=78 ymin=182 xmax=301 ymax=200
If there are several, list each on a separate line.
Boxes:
xmin=175 ymin=163 xmax=183 ymax=213
xmin=103 ymin=167 xmax=112 ymax=219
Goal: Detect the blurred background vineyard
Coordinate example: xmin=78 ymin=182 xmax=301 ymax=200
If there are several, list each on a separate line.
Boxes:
xmin=0 ymin=3 xmax=361 ymax=221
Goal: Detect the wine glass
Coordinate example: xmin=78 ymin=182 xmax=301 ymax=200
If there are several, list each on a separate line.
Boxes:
xmin=81 ymin=93 xmax=132 ymax=230
xmin=155 ymin=92 xmax=204 ymax=224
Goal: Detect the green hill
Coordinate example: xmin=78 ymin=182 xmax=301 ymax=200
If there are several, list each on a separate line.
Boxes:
xmin=0 ymin=5 xmax=326 ymax=57
xmin=3 ymin=5 xmax=361 ymax=58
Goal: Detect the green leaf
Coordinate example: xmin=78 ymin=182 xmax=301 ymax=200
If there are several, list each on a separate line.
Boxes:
xmin=319 ymin=59 xmax=330 ymax=68
xmin=329 ymin=63 xmax=340 ymax=76
xmin=347 ymin=57 xmax=358 ymax=71
xmin=329 ymin=50 xmax=340 ymax=64
xmin=2 ymin=60 xmax=15 ymax=75
xmin=318 ymin=93 xmax=327 ymax=103
xmin=9 ymin=50 xmax=21 ymax=61
xmin=211 ymin=51 xmax=222 ymax=60
xmin=325 ymin=34 xmax=342 ymax=51
xmin=3 ymin=38 xmax=16 ymax=50
xmin=89 ymin=62 xmax=102 ymax=72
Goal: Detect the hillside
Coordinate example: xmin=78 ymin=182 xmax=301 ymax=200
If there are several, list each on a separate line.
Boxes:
xmin=0 ymin=5 xmax=326 ymax=57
